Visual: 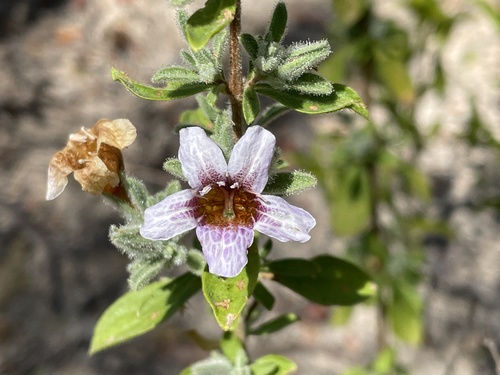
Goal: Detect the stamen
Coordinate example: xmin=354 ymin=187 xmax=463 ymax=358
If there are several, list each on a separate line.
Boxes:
xmin=200 ymin=185 xmax=212 ymax=196
xmin=69 ymin=133 xmax=88 ymax=143
xmin=80 ymin=127 xmax=97 ymax=140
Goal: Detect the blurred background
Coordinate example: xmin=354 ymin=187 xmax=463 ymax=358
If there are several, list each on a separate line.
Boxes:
xmin=0 ymin=0 xmax=499 ymax=374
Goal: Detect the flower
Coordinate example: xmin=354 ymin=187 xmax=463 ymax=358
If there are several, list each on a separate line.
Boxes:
xmin=140 ymin=125 xmax=316 ymax=278
xmin=46 ymin=118 xmax=137 ymax=200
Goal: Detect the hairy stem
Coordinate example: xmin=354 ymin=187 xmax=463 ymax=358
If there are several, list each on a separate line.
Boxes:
xmin=228 ymin=0 xmax=244 ymax=138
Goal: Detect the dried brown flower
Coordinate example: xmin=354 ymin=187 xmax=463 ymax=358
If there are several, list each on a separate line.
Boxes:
xmin=46 ymin=118 xmax=137 ymax=200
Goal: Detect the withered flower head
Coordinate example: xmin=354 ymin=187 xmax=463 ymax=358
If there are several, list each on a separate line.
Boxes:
xmin=46 ymin=118 xmax=137 ymax=200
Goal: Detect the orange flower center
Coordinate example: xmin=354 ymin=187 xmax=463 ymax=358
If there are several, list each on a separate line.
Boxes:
xmin=196 ymin=185 xmax=259 ymax=228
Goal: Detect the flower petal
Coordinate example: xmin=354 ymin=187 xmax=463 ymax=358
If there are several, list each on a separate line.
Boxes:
xmin=196 ymin=225 xmax=254 ymax=277
xmin=95 ymin=119 xmax=137 ymax=150
xmin=254 ymin=195 xmax=316 ymax=242
xmin=46 ymin=165 xmax=69 ymax=200
xmin=46 ymin=151 xmax=73 ymax=200
xmin=74 ymin=157 xmax=119 ymax=195
xmin=140 ymin=189 xmax=198 ymax=240
xmin=178 ymin=127 xmax=227 ymax=190
xmin=228 ymin=126 xmax=275 ymax=193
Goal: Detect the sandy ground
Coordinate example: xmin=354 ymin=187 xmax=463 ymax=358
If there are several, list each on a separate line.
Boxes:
xmin=1 ymin=0 xmax=499 ymax=374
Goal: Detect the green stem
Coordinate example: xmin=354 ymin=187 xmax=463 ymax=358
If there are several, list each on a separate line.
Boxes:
xmin=228 ymin=0 xmax=244 ymax=138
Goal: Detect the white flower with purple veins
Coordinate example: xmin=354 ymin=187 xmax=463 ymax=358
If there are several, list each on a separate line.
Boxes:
xmin=140 ymin=125 xmax=316 ymax=278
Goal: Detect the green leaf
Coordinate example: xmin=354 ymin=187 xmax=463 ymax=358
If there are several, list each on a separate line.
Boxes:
xmin=374 ymin=48 xmax=415 ymax=104
xmin=267 ymin=1 xmax=288 ymax=42
xmin=212 ymin=28 xmax=228 ymax=60
xmin=152 ymin=66 xmax=200 ymax=85
xmin=240 ymin=33 xmax=259 ymax=60
xmin=283 ymin=73 xmax=334 ymax=96
xmin=170 ymin=0 xmax=194 ymax=7
xmin=185 ymin=0 xmax=236 ymax=51
xmin=388 ymin=282 xmax=423 ymax=345
xmin=253 ymin=282 xmax=275 ymax=311
xmin=220 ymin=331 xmax=246 ymax=365
xmin=242 ymin=87 xmax=260 ymax=124
xmin=254 ymin=83 xmax=368 ymax=119
xmin=269 ymin=255 xmax=375 ymax=306
xmin=109 ymin=224 xmax=164 ymax=258
xmin=179 ymin=108 xmax=213 ymax=129
xmin=332 ymin=0 xmax=368 ymax=27
xmin=400 ymin=163 xmax=431 ymax=202
xmin=331 ymin=166 xmax=371 ymax=236
xmin=202 ymin=243 xmax=260 ymax=331
xmin=111 ymin=67 xmax=215 ymax=101
xmin=89 ymin=272 xmax=201 ymax=354
xmin=373 ymin=347 xmax=396 ymax=373
xmin=181 ymin=352 xmax=234 ymax=375
xmin=212 ymin=109 xmax=235 ymax=159
xmin=163 ymin=158 xmax=187 ymax=181
xmin=250 ymin=354 xmax=297 ymax=375
xmin=341 ymin=368 xmax=367 ymax=375
xmin=126 ymin=257 xmax=167 ymax=291
xmin=254 ymin=103 xmax=290 ymax=127
xmin=330 ymin=306 xmax=354 ymax=326
xmin=186 ymin=249 xmax=207 ymax=276
xmin=263 ymin=171 xmax=317 ymax=196
xmin=277 ymin=40 xmax=331 ymax=81
xmin=249 ymin=313 xmax=299 ymax=336
xmin=122 ymin=176 xmax=150 ymax=211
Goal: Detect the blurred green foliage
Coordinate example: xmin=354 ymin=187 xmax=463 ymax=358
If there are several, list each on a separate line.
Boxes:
xmin=298 ymin=0 xmax=500 ymax=372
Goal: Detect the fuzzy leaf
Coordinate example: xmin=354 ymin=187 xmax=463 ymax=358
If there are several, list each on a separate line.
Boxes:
xmin=196 ymin=93 xmax=220 ymax=122
xmin=202 ymin=244 xmax=259 ymax=331
xmin=212 ymin=28 xmax=228 ymax=60
xmin=163 ymin=158 xmax=186 ymax=181
xmin=263 ymin=171 xmax=317 ymax=196
xmin=89 ymin=273 xmax=201 ymax=354
xmin=111 ymin=67 xmax=215 ymax=101
xmin=212 ymin=109 xmax=235 ymax=160
xmin=191 ymin=49 xmax=221 ymax=83
xmin=250 ymin=355 xmax=297 ymax=375
xmin=127 ymin=257 xmax=167 ymax=291
xmin=249 ymin=313 xmax=299 ymax=336
xmin=123 ymin=176 xmax=150 ymax=211
xmin=269 ymin=255 xmax=375 ymax=306
xmin=186 ymin=249 xmax=207 ymax=276
xmin=152 ymin=66 xmax=200 ymax=85
xmin=181 ymin=49 xmax=197 ymax=67
xmin=284 ymin=73 xmax=334 ymax=96
xmin=185 ymin=0 xmax=236 ymax=51
xmin=277 ymin=40 xmax=331 ymax=81
xmin=109 ymin=224 xmax=164 ymax=258
xmin=242 ymin=87 xmax=260 ymax=125
xmin=267 ymin=1 xmax=288 ymax=42
xmin=240 ymin=33 xmax=259 ymax=60
xmin=254 ymin=83 xmax=368 ymax=119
